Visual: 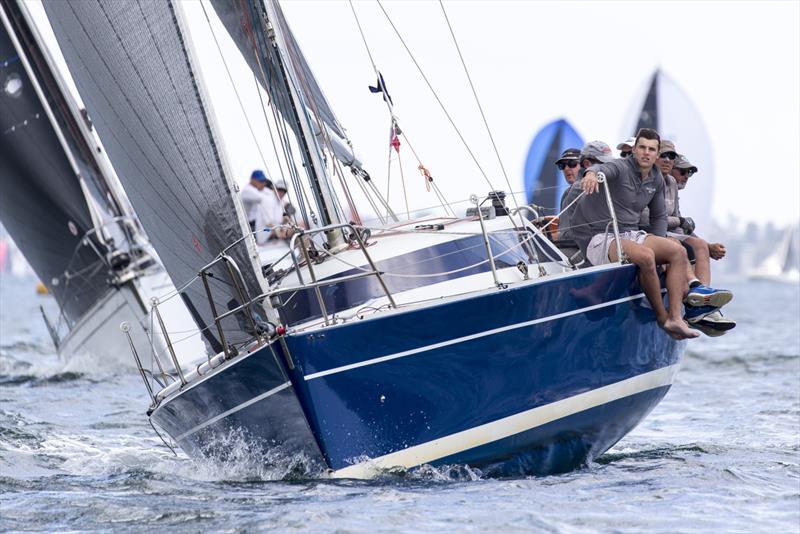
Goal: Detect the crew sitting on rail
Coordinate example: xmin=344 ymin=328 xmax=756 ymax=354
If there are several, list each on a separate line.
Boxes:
xmin=570 ymin=128 xmax=732 ymax=340
xmin=638 ymin=142 xmax=735 ymax=336
xmin=670 ymin=154 xmax=735 ymax=335
xmin=557 ymin=141 xmax=615 ymax=242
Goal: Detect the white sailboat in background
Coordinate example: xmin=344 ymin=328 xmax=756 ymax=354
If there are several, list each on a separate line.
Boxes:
xmin=620 ymin=69 xmax=715 ymax=235
xmin=750 ymin=225 xmax=800 ymax=284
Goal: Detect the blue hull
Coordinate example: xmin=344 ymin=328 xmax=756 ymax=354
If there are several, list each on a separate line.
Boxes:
xmin=151 ymin=264 xmax=683 ymax=477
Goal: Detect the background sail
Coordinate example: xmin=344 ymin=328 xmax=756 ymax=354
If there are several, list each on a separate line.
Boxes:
xmin=524 ymin=118 xmax=584 ymax=211
xmin=0 ymin=0 xmax=111 ymax=327
xmin=621 ymin=69 xmax=715 ymax=235
xmin=42 ymin=0 xmax=267 ymax=353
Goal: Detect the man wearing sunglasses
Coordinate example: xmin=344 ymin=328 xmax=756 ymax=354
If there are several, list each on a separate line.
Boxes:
xmin=617 ymin=137 xmax=636 ymax=158
xmin=573 ymin=128 xmax=732 ymax=340
xmin=555 ymin=148 xmax=581 ymax=186
xmin=557 ymin=142 xmax=613 ymax=241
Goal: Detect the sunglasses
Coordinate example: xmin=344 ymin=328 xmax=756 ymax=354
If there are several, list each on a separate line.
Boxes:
xmin=556 ymin=160 xmax=579 ymax=170
xmin=659 ymin=152 xmax=677 ymax=160
xmin=676 ymin=169 xmax=696 ymax=177
xmin=620 ymin=151 xmax=632 ymax=158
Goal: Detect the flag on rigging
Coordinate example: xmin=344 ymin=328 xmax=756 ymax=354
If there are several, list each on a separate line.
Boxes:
xmin=368 ymin=72 xmax=394 ymax=106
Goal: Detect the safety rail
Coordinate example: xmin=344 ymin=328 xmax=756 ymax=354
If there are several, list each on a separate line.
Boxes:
xmin=287 ymin=222 xmax=396 ymax=326
xmin=132 ymin=215 xmax=574 ymax=404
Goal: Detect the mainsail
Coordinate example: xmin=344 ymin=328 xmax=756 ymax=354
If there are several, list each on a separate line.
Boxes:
xmin=0 ymin=0 xmax=112 ymax=326
xmin=42 ymin=0 xmax=269 ymax=353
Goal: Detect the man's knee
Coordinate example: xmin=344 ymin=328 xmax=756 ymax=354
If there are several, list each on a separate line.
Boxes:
xmin=631 ymin=247 xmax=657 ymax=271
xmin=687 ymin=237 xmax=709 ymax=258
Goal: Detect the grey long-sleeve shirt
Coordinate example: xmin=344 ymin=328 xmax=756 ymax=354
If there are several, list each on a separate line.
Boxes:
xmin=640 ymin=173 xmax=681 ymax=233
xmin=571 ymin=157 xmax=667 ymax=251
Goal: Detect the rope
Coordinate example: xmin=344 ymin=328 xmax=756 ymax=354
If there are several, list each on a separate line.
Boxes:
xmin=375 ymin=1 xmax=496 ymax=195
xmin=199 ymin=2 xmax=269 ymax=168
xmin=437 ymin=1 xmax=519 ymax=216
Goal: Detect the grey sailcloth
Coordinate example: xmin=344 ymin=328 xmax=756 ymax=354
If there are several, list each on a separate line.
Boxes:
xmin=211 ymin=0 xmax=345 ymax=139
xmin=0 ymin=0 xmax=111 ymax=327
xmin=42 ymin=0 xmax=268 ymax=353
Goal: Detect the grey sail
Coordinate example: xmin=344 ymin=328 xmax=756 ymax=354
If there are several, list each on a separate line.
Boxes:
xmin=42 ymin=0 xmax=267 ymax=353
xmin=211 ymin=0 xmax=345 ymax=139
xmin=0 ymin=0 xmax=111 ymax=327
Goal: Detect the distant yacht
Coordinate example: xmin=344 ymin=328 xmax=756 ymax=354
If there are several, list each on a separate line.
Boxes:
xmin=750 ymin=226 xmax=800 ymax=284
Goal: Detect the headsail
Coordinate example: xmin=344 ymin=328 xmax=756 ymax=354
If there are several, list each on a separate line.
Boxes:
xmin=0 ymin=0 xmax=112 ymax=326
xmin=42 ymin=0 xmax=269 ymax=353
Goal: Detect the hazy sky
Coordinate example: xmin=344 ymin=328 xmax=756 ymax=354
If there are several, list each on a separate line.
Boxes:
xmin=27 ymin=0 xmax=800 ymax=228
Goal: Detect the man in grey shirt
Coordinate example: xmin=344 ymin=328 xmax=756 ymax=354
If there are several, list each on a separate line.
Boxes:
xmin=573 ymin=128 xmax=716 ymax=340
xmin=558 ymin=141 xmax=614 ymax=241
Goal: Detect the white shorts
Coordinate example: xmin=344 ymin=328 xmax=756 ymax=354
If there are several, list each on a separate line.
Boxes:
xmin=586 ymin=230 xmax=648 ymax=265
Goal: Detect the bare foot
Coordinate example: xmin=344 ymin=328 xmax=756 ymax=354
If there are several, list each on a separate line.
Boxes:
xmin=661 ymin=318 xmax=700 ymax=340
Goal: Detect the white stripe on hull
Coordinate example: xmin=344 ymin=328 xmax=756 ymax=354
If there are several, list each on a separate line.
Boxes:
xmin=331 ymin=363 xmax=680 ymax=479
xmin=305 ymin=292 xmax=646 ymax=381
xmin=174 ymin=381 xmax=292 ymax=442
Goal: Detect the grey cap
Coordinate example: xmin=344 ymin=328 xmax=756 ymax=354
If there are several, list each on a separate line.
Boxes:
xmin=674 ymin=154 xmax=698 ymax=173
xmin=273 ymin=178 xmax=288 ymax=191
xmin=659 ymin=140 xmax=677 ymax=156
xmin=581 ymin=140 xmax=615 ymax=164
xmin=616 ymin=137 xmax=636 ymax=151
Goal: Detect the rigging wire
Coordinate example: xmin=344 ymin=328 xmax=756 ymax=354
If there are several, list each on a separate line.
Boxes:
xmin=436 ymin=0 xmax=520 ymax=216
xmin=199 ymin=1 xmax=270 ymax=169
xmin=375 ymin=0 xmax=497 ymax=195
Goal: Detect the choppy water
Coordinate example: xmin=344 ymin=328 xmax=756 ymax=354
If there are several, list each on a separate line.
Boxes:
xmin=1 ymin=276 xmax=798 ymax=532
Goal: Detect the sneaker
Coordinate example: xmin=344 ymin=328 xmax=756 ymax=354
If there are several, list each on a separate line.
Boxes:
xmin=689 ymin=321 xmax=728 ymax=337
xmin=696 ymin=310 xmax=736 ymax=332
xmin=684 ymin=284 xmax=733 ymax=309
xmin=684 ymin=304 xmax=716 ymax=323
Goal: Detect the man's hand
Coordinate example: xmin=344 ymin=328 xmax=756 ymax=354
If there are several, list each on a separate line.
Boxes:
xmin=582 ymin=171 xmax=599 ymax=194
xmin=708 ymin=242 xmax=726 ymax=260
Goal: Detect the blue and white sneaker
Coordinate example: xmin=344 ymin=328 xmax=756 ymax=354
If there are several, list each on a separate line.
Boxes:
xmin=684 ymin=284 xmax=733 ymax=309
xmin=685 ymin=309 xmax=736 ymax=337
xmin=684 ymin=304 xmax=716 ymax=323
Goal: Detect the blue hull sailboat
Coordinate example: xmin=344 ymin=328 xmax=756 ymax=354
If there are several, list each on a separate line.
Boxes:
xmin=42 ymin=0 xmax=684 ymax=477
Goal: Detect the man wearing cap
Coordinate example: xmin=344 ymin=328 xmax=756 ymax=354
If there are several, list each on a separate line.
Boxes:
xmin=573 ymin=128 xmax=732 ymax=340
xmin=617 ymin=137 xmax=636 ymax=158
xmin=557 ymin=142 xmax=613 ymax=241
xmin=555 ymin=148 xmax=581 ymax=188
xmin=656 ymin=140 xmax=678 ymax=183
xmin=669 ymin=155 xmax=735 ymax=335
xmin=241 ymin=169 xmax=269 ymax=231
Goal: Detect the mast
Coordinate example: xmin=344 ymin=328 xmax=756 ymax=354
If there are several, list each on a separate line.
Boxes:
xmin=260 ymin=0 xmax=346 ymax=250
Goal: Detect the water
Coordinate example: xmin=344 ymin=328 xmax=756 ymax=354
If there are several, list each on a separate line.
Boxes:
xmin=1 ymin=276 xmax=798 ymax=532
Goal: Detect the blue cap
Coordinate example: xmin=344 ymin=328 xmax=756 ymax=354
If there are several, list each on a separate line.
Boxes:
xmin=251 ymin=169 xmax=268 ymax=182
